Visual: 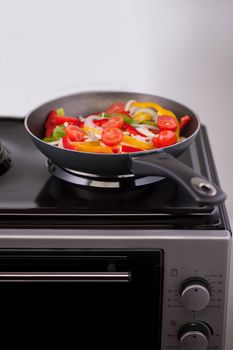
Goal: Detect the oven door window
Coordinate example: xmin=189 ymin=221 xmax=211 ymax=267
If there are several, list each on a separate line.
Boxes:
xmin=0 ymin=250 xmax=163 ymax=349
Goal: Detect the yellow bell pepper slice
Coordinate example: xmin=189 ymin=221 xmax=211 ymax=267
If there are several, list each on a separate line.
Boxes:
xmin=123 ymin=135 xmax=154 ymax=150
xmin=133 ymin=112 xmax=152 ymax=124
xmin=130 ymin=101 xmax=175 ymax=118
xmin=72 ymin=142 xmax=113 ymax=153
xmin=130 ymin=101 xmax=180 ymax=138
xmin=73 ymin=142 xmax=100 ymax=147
xmin=83 ymin=126 xmax=101 ymax=135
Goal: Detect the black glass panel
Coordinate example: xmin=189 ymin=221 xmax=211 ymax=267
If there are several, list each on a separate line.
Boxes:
xmin=0 ymin=119 xmax=221 ymax=228
xmin=0 ymin=250 xmax=163 ymax=350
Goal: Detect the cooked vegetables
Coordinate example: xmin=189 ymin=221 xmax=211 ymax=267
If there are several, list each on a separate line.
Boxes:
xmin=42 ymin=101 xmax=191 ymax=153
xmin=102 ymin=127 xmax=124 ymax=147
xmin=157 ymin=115 xmax=178 ymax=132
xmin=152 ymin=130 xmax=177 ymax=148
xmin=180 ymin=115 xmax=191 ymax=129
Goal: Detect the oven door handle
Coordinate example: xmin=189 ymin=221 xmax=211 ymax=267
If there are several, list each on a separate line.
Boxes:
xmin=0 ymin=271 xmax=131 ymax=282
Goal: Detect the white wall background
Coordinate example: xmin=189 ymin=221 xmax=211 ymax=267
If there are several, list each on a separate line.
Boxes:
xmin=0 ymin=1 xmax=232 ymax=348
xmin=1 ymin=0 xmax=232 ymax=218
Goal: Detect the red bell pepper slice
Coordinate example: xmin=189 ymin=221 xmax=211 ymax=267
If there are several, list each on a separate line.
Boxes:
xmin=111 ymin=146 xmax=121 ymax=153
xmin=121 ymin=145 xmax=143 ymax=153
xmin=180 ymin=115 xmax=191 ymax=129
xmin=45 ymin=125 xmax=55 ymax=137
xmin=93 ymin=119 xmax=108 ymax=127
xmin=45 ymin=110 xmax=84 ymax=137
xmin=123 ymin=123 xmax=146 ymax=137
xmin=45 ymin=110 xmax=83 ymax=128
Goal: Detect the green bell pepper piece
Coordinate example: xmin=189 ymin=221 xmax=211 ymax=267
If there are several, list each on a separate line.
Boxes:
xmin=51 ymin=125 xmax=66 ymax=139
xmin=100 ymin=113 xmax=136 ymax=125
xmin=142 ymin=120 xmax=158 ymax=127
xmin=43 ymin=136 xmax=55 ymax=142
xmin=56 ymin=108 xmax=65 ymax=116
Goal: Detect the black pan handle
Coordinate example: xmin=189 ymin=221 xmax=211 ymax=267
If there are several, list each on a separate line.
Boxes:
xmin=131 ymin=153 xmax=226 ymax=206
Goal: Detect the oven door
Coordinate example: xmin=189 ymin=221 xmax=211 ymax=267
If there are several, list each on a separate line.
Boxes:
xmin=0 ymin=249 xmax=163 ymax=349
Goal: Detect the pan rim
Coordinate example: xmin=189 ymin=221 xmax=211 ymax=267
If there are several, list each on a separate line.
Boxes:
xmin=24 ymin=90 xmax=201 ymax=157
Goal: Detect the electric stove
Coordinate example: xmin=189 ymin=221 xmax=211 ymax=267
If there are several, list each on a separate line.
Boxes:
xmin=0 ymin=118 xmax=230 ymax=229
xmin=0 ymin=117 xmax=231 ymax=350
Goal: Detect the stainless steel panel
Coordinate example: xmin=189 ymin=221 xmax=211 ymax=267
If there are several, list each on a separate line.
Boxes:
xmin=0 ymin=228 xmax=231 ymax=349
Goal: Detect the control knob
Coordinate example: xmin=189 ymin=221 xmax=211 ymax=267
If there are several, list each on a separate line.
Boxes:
xmin=180 ymin=277 xmax=211 ymax=310
xmin=178 ymin=322 xmax=211 ymax=350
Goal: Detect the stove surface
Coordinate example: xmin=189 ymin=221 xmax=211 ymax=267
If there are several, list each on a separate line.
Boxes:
xmin=0 ymin=118 xmax=227 ymax=229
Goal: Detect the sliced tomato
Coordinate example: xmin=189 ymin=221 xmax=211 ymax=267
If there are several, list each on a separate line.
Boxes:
xmin=152 ymin=130 xmax=177 ymax=148
xmin=102 ymin=127 xmax=123 ymax=147
xmin=105 ymin=102 xmax=127 ymax=115
xmin=157 ymin=115 xmax=178 ymax=132
xmin=102 ymin=116 xmax=124 ymax=129
xmin=65 ymin=125 xmax=87 ymax=142
xmin=62 ymin=136 xmax=76 ymax=150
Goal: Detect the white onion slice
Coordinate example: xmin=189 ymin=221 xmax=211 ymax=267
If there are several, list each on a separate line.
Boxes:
xmin=57 ymin=139 xmax=64 ymax=148
xmin=125 ymin=100 xmax=141 ymax=115
xmin=125 ymin=100 xmax=136 ymax=111
xmin=178 ymin=136 xmax=186 ymax=143
xmin=46 ymin=140 xmax=60 ymax=146
xmin=135 ymin=126 xmax=156 ymax=138
xmin=140 ymin=124 xmax=159 ymax=131
xmin=78 ymin=116 xmax=86 ymax=122
xmin=132 ymin=107 xmax=157 ymax=119
xmin=87 ymin=131 xmax=101 ymax=141
xmin=130 ymin=134 xmax=148 ymax=142
xmin=84 ymin=115 xmax=102 ymax=130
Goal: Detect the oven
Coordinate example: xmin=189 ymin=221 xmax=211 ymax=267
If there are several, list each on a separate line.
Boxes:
xmin=0 ymin=230 xmax=231 ymax=350
xmin=0 ymin=248 xmax=162 ymax=348
xmin=0 ymin=118 xmax=231 ymax=349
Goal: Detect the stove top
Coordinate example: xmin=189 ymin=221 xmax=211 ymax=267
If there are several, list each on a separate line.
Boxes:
xmin=0 ymin=118 xmax=228 ymax=229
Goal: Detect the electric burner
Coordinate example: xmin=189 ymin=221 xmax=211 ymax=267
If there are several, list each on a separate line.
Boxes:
xmin=0 ymin=118 xmax=229 ymax=229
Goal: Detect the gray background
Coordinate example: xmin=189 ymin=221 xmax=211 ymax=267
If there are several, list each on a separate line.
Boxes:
xmin=0 ymin=0 xmax=232 ymax=219
xmin=0 ymin=0 xmax=232 ymax=348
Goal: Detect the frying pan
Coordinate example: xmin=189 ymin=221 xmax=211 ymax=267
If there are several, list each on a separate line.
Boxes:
xmin=25 ymin=91 xmax=226 ymax=205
